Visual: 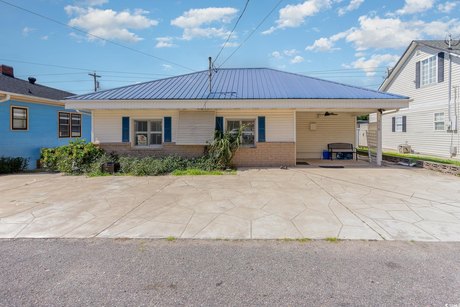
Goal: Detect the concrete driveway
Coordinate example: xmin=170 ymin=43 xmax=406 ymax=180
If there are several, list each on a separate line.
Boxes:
xmin=0 ymin=167 xmax=460 ymax=241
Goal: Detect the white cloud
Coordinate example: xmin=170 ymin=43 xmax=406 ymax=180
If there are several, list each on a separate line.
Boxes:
xmin=305 ymin=30 xmax=349 ymax=52
xmin=222 ymin=41 xmax=239 ymax=47
xmin=22 ymin=27 xmax=35 ymax=36
xmin=396 ymin=0 xmax=434 ymax=15
xmin=351 ymin=54 xmax=399 ymax=76
xmin=338 ymin=0 xmax=364 ymax=16
xmin=162 ymin=64 xmax=172 ymax=71
xmin=155 ymin=36 xmax=175 ymax=48
xmin=284 ymin=49 xmax=299 ymax=56
xmin=263 ymin=0 xmax=333 ymax=34
xmin=271 ymin=51 xmax=282 ymax=59
xmin=438 ymin=1 xmax=458 ymax=13
xmin=291 ymin=55 xmax=305 ymax=64
xmin=41 ymin=35 xmax=49 ymax=40
xmin=65 ymin=6 xmax=158 ymax=42
xmin=313 ymin=15 xmax=460 ymax=52
xmin=171 ymin=7 xmax=237 ymax=40
xmin=79 ymin=0 xmax=108 ymax=6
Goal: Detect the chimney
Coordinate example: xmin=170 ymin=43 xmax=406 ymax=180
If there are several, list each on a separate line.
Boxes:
xmin=0 ymin=65 xmax=14 ymax=77
xmin=28 ymin=77 xmax=37 ymax=84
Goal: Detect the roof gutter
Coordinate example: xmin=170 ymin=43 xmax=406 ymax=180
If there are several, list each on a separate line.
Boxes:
xmin=0 ymin=94 xmax=10 ymax=103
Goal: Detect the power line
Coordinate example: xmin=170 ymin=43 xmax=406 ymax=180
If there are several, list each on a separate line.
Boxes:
xmin=218 ymin=0 xmax=285 ymax=68
xmin=213 ymin=0 xmax=250 ymax=66
xmin=0 ymin=0 xmax=195 ymax=72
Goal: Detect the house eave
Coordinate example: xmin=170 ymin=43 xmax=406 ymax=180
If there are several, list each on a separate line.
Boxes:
xmin=65 ymin=98 xmax=410 ymax=111
xmin=0 ymin=90 xmax=65 ymax=106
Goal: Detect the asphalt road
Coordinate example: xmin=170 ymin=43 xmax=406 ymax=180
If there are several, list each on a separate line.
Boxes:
xmin=0 ymin=239 xmax=459 ymax=306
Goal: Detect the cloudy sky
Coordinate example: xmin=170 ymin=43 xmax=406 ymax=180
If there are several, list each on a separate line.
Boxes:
xmin=1 ymin=0 xmax=459 ymax=94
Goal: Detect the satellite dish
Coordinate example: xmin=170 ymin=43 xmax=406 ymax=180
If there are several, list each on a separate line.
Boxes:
xmin=445 ymin=34 xmax=460 ymax=49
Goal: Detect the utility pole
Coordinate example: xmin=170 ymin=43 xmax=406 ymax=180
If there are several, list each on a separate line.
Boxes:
xmin=88 ymin=71 xmax=101 ymax=92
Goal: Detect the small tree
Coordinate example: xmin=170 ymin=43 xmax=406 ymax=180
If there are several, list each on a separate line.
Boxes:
xmin=207 ymin=126 xmax=244 ymax=168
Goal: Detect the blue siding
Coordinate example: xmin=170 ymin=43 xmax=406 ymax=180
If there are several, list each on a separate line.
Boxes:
xmin=0 ymin=99 xmax=91 ymax=169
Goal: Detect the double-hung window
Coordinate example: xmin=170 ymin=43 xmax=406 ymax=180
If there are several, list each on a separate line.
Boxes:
xmin=134 ymin=119 xmax=162 ymax=146
xmin=395 ymin=116 xmax=403 ymax=132
xmin=59 ymin=112 xmax=81 ymax=138
xmin=421 ymin=55 xmax=437 ymax=86
xmin=11 ymin=106 xmax=28 ymax=130
xmin=434 ymin=112 xmax=445 ymax=131
xmin=226 ymin=119 xmax=255 ymax=146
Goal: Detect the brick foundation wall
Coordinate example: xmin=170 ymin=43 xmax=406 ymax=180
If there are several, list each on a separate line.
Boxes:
xmin=232 ymin=142 xmax=296 ymax=167
xmin=98 ymin=142 xmax=296 ymax=167
xmin=99 ymin=142 xmax=206 ymax=159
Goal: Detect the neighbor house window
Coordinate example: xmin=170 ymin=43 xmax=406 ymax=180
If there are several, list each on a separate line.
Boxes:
xmin=227 ymin=120 xmax=255 ymax=146
xmin=434 ymin=112 xmax=445 ymax=131
xmin=395 ymin=116 xmax=403 ymax=132
xmin=421 ymin=55 xmax=437 ymax=86
xmin=59 ymin=112 xmax=81 ymax=138
xmin=11 ymin=106 xmax=28 ymax=130
xmin=134 ymin=120 xmax=162 ymax=146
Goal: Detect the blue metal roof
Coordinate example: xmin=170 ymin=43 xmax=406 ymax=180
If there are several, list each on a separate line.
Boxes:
xmin=68 ymin=68 xmax=408 ymax=101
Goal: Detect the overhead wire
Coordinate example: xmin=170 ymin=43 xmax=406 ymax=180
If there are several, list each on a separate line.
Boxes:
xmin=0 ymin=0 xmax=196 ymax=72
xmin=213 ymin=0 xmax=250 ymax=66
xmin=217 ymin=0 xmax=285 ymax=68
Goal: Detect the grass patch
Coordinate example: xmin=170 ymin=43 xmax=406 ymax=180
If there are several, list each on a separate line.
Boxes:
xmin=325 ymin=237 xmax=340 ymax=243
xmin=171 ymin=168 xmax=236 ymax=176
xmin=166 ymin=236 xmax=176 ymax=241
xmin=357 ymin=147 xmax=460 ymax=167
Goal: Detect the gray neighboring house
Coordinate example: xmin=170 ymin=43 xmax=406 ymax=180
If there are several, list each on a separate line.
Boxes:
xmin=379 ymin=40 xmax=460 ymax=159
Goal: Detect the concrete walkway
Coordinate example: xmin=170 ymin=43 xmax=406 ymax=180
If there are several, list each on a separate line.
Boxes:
xmin=0 ymin=167 xmax=459 ymax=241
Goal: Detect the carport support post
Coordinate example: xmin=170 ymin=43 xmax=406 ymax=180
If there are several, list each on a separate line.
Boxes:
xmin=376 ymin=110 xmax=383 ymax=166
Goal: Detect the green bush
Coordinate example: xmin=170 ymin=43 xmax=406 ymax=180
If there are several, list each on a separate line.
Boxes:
xmin=41 ymin=139 xmax=105 ymax=174
xmin=118 ymin=155 xmax=220 ymax=176
xmin=207 ymin=128 xmax=243 ymax=168
xmin=0 ymin=157 xmax=29 ymax=174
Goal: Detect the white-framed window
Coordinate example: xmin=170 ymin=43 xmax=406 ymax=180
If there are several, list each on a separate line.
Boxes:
xmin=134 ymin=119 xmax=162 ymax=146
xmin=395 ymin=116 xmax=403 ymax=132
xmin=434 ymin=112 xmax=445 ymax=131
xmin=421 ymin=55 xmax=437 ymax=86
xmin=226 ymin=119 xmax=255 ymax=146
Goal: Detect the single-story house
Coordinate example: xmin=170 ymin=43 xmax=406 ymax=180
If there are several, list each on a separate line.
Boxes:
xmin=0 ymin=65 xmax=91 ymax=169
xmin=65 ymin=68 xmax=409 ymax=166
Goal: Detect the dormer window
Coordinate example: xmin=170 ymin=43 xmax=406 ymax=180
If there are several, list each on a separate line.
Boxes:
xmin=420 ymin=55 xmax=437 ymax=86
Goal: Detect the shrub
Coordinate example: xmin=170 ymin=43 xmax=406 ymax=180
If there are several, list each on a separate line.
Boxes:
xmin=0 ymin=157 xmax=29 ymax=174
xmin=41 ymin=139 xmax=105 ymax=174
xmin=207 ymin=128 xmax=243 ymax=168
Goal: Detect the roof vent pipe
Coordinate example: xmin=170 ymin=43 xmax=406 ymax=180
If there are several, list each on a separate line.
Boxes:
xmin=28 ymin=77 xmax=37 ymax=84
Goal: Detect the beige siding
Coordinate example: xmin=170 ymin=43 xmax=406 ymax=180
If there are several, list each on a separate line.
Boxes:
xmin=383 ymin=45 xmax=460 ymax=159
xmin=92 ymin=110 xmax=179 ymax=143
xmin=93 ymin=109 xmax=295 ymax=144
xmin=176 ymin=111 xmax=215 ymax=145
xmin=216 ymin=109 xmax=295 ymax=142
xmin=296 ymin=112 xmax=356 ymax=159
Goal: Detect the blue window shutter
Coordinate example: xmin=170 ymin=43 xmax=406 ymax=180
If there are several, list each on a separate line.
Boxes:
xmin=122 ymin=117 xmax=130 ymax=142
xmin=258 ymin=116 xmax=266 ymax=142
xmin=215 ymin=116 xmax=224 ymax=134
xmin=164 ymin=116 xmax=172 ymax=142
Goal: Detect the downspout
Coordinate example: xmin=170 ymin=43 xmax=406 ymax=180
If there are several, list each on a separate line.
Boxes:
xmin=0 ymin=94 xmax=10 ymax=103
xmin=448 ymin=53 xmax=452 ymax=129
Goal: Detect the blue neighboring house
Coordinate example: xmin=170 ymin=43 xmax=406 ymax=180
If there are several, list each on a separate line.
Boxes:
xmin=0 ymin=65 xmax=91 ymax=169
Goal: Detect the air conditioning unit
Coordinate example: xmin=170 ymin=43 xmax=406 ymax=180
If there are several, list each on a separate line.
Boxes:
xmin=398 ymin=144 xmax=412 ymax=154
